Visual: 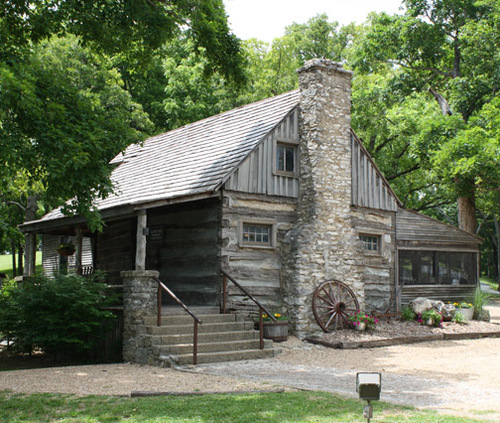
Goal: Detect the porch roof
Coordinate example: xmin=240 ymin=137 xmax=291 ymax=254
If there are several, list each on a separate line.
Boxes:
xmin=22 ymin=90 xmax=300 ymax=230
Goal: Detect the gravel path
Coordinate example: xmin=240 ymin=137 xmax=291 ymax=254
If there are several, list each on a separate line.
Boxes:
xmin=1 ymin=301 xmax=499 ymax=422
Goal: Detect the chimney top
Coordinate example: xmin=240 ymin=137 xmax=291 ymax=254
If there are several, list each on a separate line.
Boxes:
xmin=297 ymin=58 xmax=353 ymax=77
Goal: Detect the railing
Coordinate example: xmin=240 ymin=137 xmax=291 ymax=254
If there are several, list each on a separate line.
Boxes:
xmin=153 ymin=277 xmax=202 ymax=365
xmin=221 ymin=269 xmax=276 ymax=350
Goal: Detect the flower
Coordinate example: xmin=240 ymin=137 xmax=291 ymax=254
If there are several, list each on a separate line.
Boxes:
xmin=348 ymin=311 xmax=378 ymax=330
xmin=454 ymin=302 xmax=474 ymax=309
xmin=262 ymin=312 xmax=288 ymax=321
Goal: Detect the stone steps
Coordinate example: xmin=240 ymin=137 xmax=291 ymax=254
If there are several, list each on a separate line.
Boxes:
xmin=144 ymin=312 xmax=279 ymax=366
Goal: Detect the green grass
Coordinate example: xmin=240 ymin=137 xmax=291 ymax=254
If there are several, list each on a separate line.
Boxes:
xmin=0 ymin=252 xmax=42 ymax=278
xmin=0 ymin=390 xmax=490 ymax=423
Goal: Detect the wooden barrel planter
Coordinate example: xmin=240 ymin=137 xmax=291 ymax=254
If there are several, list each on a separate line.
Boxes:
xmin=263 ymin=321 xmax=289 ymax=342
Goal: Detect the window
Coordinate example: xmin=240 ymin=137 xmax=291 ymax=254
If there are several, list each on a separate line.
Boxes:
xmin=399 ymin=250 xmax=477 ymax=285
xmin=276 ymin=142 xmax=297 ymax=175
xmin=239 ymin=220 xmax=276 ymax=248
xmin=242 ymin=223 xmax=271 ymax=246
xmin=360 ymin=235 xmax=380 ymax=252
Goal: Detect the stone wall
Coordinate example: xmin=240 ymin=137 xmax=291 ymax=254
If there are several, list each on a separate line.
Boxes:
xmin=282 ymin=59 xmax=366 ymax=338
xmin=122 ymin=270 xmax=159 ymax=365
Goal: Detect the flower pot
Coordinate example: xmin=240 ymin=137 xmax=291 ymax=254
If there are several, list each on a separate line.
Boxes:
xmin=263 ymin=321 xmax=289 ymax=342
xmin=426 ymin=318 xmax=434 ymax=326
xmin=355 ymin=322 xmax=367 ymax=331
xmin=456 ymin=308 xmax=474 ymax=321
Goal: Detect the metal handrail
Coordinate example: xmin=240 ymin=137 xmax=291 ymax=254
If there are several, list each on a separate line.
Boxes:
xmin=220 ymin=269 xmax=276 ymax=349
xmin=153 ymin=277 xmax=202 ymax=365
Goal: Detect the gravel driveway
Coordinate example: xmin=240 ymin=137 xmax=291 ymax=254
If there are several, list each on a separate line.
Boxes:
xmin=1 ymin=301 xmax=500 ymax=422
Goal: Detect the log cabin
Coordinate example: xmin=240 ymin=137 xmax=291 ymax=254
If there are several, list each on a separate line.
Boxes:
xmin=20 ymin=59 xmax=481 ymax=362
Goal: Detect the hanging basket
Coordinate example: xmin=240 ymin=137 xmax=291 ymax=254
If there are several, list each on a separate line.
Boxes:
xmin=57 ymin=246 xmax=75 ymax=256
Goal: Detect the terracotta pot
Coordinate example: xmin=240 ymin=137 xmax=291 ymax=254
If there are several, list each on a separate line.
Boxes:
xmin=263 ymin=321 xmax=289 ymax=342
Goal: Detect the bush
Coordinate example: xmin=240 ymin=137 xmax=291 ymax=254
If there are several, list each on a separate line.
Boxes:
xmin=0 ymin=272 xmax=116 ymax=359
xmin=401 ymin=306 xmax=416 ymax=321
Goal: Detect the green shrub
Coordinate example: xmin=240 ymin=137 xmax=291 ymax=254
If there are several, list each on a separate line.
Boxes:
xmin=0 ymin=272 xmax=116 ymax=359
xmin=468 ymin=286 xmax=493 ymax=320
xmin=401 ymin=306 xmax=416 ymax=321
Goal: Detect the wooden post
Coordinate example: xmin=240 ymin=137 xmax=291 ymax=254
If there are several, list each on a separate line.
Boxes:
xmin=135 ymin=210 xmax=147 ymax=271
xmin=75 ymin=227 xmax=83 ymax=274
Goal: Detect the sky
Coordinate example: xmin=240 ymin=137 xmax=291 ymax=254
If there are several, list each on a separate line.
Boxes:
xmin=222 ymin=0 xmax=404 ymax=43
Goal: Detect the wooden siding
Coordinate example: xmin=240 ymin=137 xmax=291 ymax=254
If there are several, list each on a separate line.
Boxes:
xmin=351 ymin=133 xmax=399 ymax=211
xmin=42 ymin=234 xmax=93 ymax=276
xmin=396 ymin=208 xmax=481 ymax=250
xmin=221 ymin=191 xmax=297 ymax=314
xmin=400 ymin=285 xmax=476 ymax=307
xmin=95 ymin=218 xmax=136 ymax=286
xmin=224 ymin=108 xmax=299 ymax=198
xmin=145 ymin=198 xmax=221 ymax=306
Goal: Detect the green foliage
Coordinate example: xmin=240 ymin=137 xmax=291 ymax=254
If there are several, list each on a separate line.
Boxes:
xmin=402 ymin=306 xmax=417 ymax=321
xmin=421 ymin=309 xmax=443 ymax=327
xmin=467 ymin=286 xmax=493 ymax=319
xmin=0 ymin=272 xmax=116 ymax=359
xmin=0 ymin=390 xmax=486 ymax=423
xmin=453 ymin=310 xmax=465 ymax=324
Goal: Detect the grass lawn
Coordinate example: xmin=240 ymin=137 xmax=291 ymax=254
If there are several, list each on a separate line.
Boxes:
xmin=481 ymin=276 xmax=499 ymax=292
xmin=0 ymin=252 xmax=42 ymax=278
xmin=0 ymin=390 xmax=490 ymax=423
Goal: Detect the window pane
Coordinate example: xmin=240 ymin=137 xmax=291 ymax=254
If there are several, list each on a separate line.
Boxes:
xmin=360 ymin=235 xmax=380 ymax=252
xmin=276 ymin=145 xmax=285 ymax=171
xmin=285 ymin=146 xmax=295 ymax=172
xmin=276 ymin=143 xmax=296 ymax=173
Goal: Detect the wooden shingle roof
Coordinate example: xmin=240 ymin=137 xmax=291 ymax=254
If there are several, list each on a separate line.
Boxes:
xmin=37 ymin=90 xmax=300 ymax=224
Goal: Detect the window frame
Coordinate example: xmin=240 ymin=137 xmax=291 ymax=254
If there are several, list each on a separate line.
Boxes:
xmin=239 ymin=219 xmax=277 ymax=249
xmin=273 ymin=137 xmax=299 ymax=178
xmin=359 ymin=233 xmax=382 ymax=254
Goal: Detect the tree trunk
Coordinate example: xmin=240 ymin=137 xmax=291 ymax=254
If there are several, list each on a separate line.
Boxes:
xmin=23 ymin=195 xmax=38 ymax=276
xmin=457 ymin=195 xmax=477 ymax=234
xmin=494 ymin=195 xmax=500 ymax=284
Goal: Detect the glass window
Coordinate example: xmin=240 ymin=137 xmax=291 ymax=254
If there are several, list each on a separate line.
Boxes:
xmin=360 ymin=235 xmax=380 ymax=252
xmin=242 ymin=223 xmax=272 ymax=246
xmin=276 ymin=143 xmax=296 ymax=174
xmin=399 ymin=250 xmax=477 ymax=285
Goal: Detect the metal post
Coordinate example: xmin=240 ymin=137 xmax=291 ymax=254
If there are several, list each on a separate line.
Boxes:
xmin=193 ymin=320 xmax=198 ymax=365
xmin=157 ymin=285 xmax=162 ymax=327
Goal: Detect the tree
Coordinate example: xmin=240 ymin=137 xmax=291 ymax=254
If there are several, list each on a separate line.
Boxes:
xmin=353 ymin=0 xmax=499 ymax=233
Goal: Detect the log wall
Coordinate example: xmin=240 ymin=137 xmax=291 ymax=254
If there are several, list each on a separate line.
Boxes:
xmin=221 ymin=190 xmax=297 ymax=315
xmin=145 ymin=198 xmax=221 ymax=306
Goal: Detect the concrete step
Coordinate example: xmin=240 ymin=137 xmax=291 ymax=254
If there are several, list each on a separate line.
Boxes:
xmin=173 ymin=348 xmax=279 ymax=366
xmin=151 ymin=329 xmax=260 ymax=345
xmin=146 ymin=321 xmax=254 ymax=336
xmin=157 ymin=338 xmax=274 ymax=355
xmin=144 ymin=313 xmax=238 ymax=327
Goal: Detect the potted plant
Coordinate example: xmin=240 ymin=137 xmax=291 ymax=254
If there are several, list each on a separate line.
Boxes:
xmin=421 ymin=309 xmax=443 ymax=327
xmin=454 ymin=302 xmax=474 ymax=321
xmin=262 ymin=312 xmax=289 ymax=342
xmin=348 ymin=311 xmax=378 ymax=331
xmin=57 ymin=243 xmax=75 ymax=256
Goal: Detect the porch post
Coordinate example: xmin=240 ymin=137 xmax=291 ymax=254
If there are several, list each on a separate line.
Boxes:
xmin=135 ymin=210 xmax=147 ymax=271
xmin=121 ymin=270 xmax=159 ymax=364
xmin=75 ymin=227 xmax=83 ymax=274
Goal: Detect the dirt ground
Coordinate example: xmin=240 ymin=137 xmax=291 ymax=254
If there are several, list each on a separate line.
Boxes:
xmin=1 ymin=301 xmax=500 ymax=422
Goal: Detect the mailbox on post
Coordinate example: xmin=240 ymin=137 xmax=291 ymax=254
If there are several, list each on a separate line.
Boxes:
xmin=356 ymin=372 xmax=382 ymax=423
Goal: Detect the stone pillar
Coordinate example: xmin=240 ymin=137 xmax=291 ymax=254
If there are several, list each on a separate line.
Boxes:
xmin=282 ymin=59 xmax=365 ymax=337
xmin=122 ymin=270 xmax=159 ymax=364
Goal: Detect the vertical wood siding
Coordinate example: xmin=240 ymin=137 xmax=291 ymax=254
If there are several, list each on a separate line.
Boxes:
xmin=225 ymin=108 xmax=299 ymax=198
xmin=351 ymin=133 xmax=399 ymax=211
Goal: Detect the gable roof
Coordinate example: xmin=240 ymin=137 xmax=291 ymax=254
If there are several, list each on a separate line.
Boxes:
xmin=32 ymin=90 xmax=301 ymax=225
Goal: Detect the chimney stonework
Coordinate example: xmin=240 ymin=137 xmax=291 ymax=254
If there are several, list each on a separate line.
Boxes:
xmin=283 ymin=59 xmax=365 ymax=337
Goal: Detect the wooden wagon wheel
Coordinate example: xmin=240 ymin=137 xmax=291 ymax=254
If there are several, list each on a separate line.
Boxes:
xmin=312 ymin=280 xmax=360 ymax=332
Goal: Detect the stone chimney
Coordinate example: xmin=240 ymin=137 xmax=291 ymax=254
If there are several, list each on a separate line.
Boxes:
xmin=283 ymin=59 xmax=365 ymax=337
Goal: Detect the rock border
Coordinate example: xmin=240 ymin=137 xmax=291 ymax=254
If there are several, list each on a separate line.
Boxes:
xmin=305 ymin=330 xmax=500 ymax=349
